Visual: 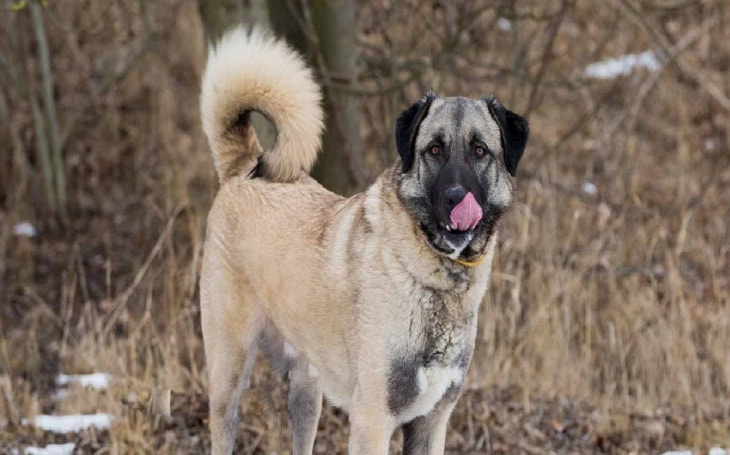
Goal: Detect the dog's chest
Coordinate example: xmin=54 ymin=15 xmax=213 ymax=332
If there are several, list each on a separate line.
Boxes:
xmin=386 ymin=289 xmax=476 ymax=423
xmin=397 ymin=362 xmax=465 ymax=423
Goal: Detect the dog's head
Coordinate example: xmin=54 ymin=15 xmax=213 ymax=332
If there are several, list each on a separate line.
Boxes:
xmin=395 ymin=92 xmax=529 ymax=260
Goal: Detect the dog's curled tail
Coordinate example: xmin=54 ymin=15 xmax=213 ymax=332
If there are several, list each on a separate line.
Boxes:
xmin=201 ymin=27 xmax=324 ymax=183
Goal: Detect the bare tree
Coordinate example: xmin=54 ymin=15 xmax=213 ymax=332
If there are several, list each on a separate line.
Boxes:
xmin=270 ymin=1 xmax=367 ymax=194
xmin=307 ymin=0 xmax=366 ymax=194
xmin=0 ymin=0 xmax=155 ymax=223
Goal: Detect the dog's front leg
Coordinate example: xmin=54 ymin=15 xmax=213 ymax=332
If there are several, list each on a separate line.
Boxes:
xmin=348 ymin=385 xmax=396 ymax=455
xmin=402 ymin=400 xmax=457 ymax=455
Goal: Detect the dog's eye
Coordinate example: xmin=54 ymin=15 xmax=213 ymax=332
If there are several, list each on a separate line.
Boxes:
xmin=429 ymin=145 xmax=441 ymax=156
xmin=474 ymin=146 xmax=487 ymax=157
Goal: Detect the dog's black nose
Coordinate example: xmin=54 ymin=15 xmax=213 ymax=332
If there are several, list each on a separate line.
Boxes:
xmin=444 ymin=185 xmax=467 ymax=208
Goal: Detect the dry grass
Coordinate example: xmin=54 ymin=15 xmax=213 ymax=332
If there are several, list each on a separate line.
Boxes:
xmin=1 ymin=0 xmax=729 ymax=453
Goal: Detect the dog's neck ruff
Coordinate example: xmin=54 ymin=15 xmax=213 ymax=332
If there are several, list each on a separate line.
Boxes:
xmin=452 ymin=253 xmax=488 ymax=267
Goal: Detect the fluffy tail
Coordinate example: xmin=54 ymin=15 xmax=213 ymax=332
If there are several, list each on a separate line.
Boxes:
xmin=200 ymin=27 xmax=324 ymax=183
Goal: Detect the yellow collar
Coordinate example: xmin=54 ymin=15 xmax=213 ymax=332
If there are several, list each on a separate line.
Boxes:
xmin=453 ymin=253 xmax=488 ymax=267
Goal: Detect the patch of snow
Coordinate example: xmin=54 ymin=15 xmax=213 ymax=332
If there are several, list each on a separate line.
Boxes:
xmin=56 ymin=372 xmax=111 ymax=390
xmin=660 ymin=451 xmax=693 ymax=455
xmin=497 ymin=18 xmax=512 ymax=31
xmin=22 ymin=443 xmax=76 ymax=455
xmin=704 ymin=139 xmax=716 ymax=151
xmin=23 ymin=413 xmax=112 ymax=433
xmin=709 ymin=448 xmax=728 ymax=455
xmin=582 ymin=181 xmax=598 ymax=196
xmin=585 ymin=51 xmax=661 ymax=79
xmin=12 ymin=221 xmax=36 ymax=238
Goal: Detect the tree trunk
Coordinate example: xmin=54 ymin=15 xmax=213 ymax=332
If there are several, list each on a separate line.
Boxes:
xmin=310 ymin=0 xmax=366 ymax=195
xmin=270 ymin=0 xmax=365 ymax=195
xmin=197 ymin=0 xmax=269 ymax=44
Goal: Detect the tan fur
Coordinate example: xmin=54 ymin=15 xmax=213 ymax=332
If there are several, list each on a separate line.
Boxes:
xmin=202 ymin=168 xmax=495 ymax=454
xmin=200 ymin=27 xmax=324 ymax=183
xmin=200 ymin=26 xmax=515 ymax=455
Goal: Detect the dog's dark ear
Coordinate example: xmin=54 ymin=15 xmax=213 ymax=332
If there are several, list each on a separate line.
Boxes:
xmin=485 ymin=95 xmax=529 ymax=176
xmin=395 ymin=92 xmax=436 ymax=173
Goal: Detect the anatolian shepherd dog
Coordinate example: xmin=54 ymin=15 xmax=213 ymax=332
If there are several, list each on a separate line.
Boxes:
xmin=200 ymin=27 xmax=529 ymax=455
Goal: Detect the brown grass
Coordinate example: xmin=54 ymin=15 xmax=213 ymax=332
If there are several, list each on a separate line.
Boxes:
xmin=1 ymin=0 xmax=729 ymax=453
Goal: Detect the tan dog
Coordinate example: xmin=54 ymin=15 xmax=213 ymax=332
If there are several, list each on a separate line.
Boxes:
xmin=200 ymin=26 xmax=529 ymax=455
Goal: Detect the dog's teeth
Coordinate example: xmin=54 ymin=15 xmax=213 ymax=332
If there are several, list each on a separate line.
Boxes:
xmin=445 ymin=225 xmax=452 ymax=232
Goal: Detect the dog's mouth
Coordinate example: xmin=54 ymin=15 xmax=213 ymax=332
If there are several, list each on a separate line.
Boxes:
xmin=417 ymin=191 xmax=484 ymax=255
xmin=438 ymin=223 xmax=477 ymax=249
xmin=405 ymin=188 xmax=489 ymax=256
xmin=439 ymin=223 xmax=476 ymax=235
xmin=439 ymin=191 xmax=482 ymax=242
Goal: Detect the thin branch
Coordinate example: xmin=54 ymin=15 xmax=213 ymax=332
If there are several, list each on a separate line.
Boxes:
xmin=0 ymin=0 xmax=28 ymax=98
xmin=321 ymin=72 xmax=419 ymax=96
xmin=101 ymin=206 xmax=186 ymax=339
xmin=525 ymin=0 xmax=570 ymax=117
xmin=549 ymin=78 xmax=625 ymax=150
xmin=30 ymin=0 xmax=65 ymax=212
xmin=624 ymin=16 xmax=716 ymax=135
xmin=58 ymin=0 xmax=157 ymax=151
xmin=615 ymin=0 xmax=730 ymax=112
xmin=58 ymin=34 xmax=156 ymax=150
xmin=28 ymin=88 xmax=56 ymax=210
xmin=0 ymin=52 xmax=21 ymax=94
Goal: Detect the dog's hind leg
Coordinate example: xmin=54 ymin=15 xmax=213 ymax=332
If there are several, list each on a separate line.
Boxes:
xmin=288 ymin=360 xmax=322 ymax=455
xmin=207 ymin=346 xmax=255 ymax=455
xmin=201 ymin=256 xmax=264 ymax=455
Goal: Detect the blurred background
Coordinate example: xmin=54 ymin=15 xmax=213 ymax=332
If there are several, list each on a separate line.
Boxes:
xmin=1 ymin=0 xmax=728 ymax=453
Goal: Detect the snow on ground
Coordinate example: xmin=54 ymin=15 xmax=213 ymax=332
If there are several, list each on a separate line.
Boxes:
xmin=12 ymin=222 xmax=36 ymax=238
xmin=584 ymin=51 xmax=661 ymax=79
xmin=23 ymin=413 xmax=112 ymax=433
xmin=12 ymin=443 xmax=76 ymax=455
xmin=497 ymin=18 xmax=512 ymax=31
xmin=661 ymin=449 xmax=729 ymax=455
xmin=582 ymin=181 xmax=598 ymax=196
xmin=56 ymin=373 xmax=111 ymax=390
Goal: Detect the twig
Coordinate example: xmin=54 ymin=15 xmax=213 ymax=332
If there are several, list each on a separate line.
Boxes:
xmin=321 ymin=73 xmax=419 ymax=96
xmin=28 ymin=82 xmax=56 ymax=210
xmin=58 ymin=0 xmax=157 ymax=151
xmin=624 ymin=16 xmax=716 ymax=135
xmin=1 ymin=1 xmax=57 ymax=211
xmin=101 ymin=205 xmax=186 ymax=338
xmin=615 ymin=0 xmax=730 ymax=111
xmin=0 ymin=51 xmax=21 ymax=94
xmin=549 ymin=78 xmax=624 ymax=150
xmin=30 ymin=0 xmax=66 ymax=213
xmin=525 ymin=0 xmax=570 ymax=116
xmin=0 ymin=375 xmax=20 ymax=429
xmin=1 ymin=3 xmax=58 ymax=210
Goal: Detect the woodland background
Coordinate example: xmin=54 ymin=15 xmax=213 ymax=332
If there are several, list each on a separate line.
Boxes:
xmin=1 ymin=0 xmax=729 ymax=453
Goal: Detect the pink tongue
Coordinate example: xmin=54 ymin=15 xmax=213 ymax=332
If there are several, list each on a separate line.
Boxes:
xmin=449 ymin=192 xmax=483 ymax=231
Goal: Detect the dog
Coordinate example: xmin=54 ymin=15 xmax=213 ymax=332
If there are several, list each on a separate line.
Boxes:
xmin=199 ymin=26 xmax=528 ymax=455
